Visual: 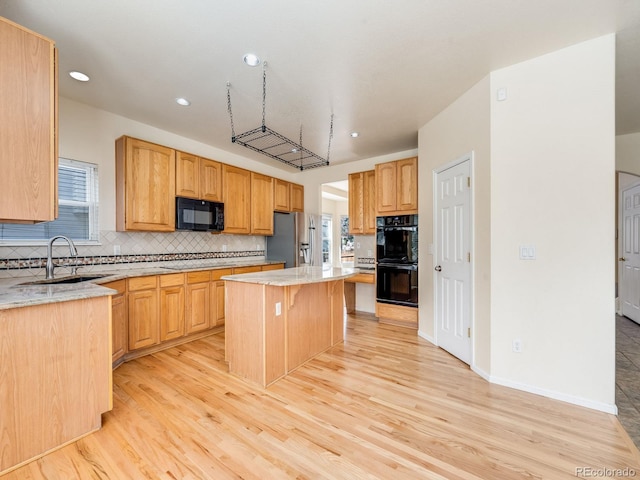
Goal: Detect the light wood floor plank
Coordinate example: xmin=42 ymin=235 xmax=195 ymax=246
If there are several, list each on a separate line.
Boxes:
xmin=2 ymin=314 xmax=638 ymax=479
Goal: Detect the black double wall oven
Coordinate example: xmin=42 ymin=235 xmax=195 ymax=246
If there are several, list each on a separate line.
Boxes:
xmin=376 ymin=214 xmax=418 ymax=307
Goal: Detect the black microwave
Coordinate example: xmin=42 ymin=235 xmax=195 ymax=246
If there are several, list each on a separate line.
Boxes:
xmin=175 ymin=197 xmax=224 ymax=232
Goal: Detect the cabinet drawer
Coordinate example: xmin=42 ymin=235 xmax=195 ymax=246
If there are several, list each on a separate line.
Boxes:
xmin=160 ymin=273 xmax=184 ymax=287
xmin=233 ymin=265 xmax=261 ymax=274
xmin=128 ymin=276 xmax=158 ymax=291
xmin=187 ymin=271 xmax=211 ymax=284
xmin=210 ymin=268 xmax=233 ymax=281
xmin=103 ymin=279 xmax=126 ymax=294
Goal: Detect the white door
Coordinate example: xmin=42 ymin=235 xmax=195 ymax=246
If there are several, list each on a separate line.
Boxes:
xmin=434 ymin=159 xmax=472 ymax=364
xmin=621 ymin=184 xmax=640 ymax=323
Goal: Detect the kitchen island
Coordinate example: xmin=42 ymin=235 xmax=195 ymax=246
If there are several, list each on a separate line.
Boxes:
xmin=223 ymin=266 xmax=357 ymax=387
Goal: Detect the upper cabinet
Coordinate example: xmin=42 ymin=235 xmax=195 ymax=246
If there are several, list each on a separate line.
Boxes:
xmin=175 ymin=151 xmax=222 ymax=202
xmin=0 ymin=17 xmax=57 ymax=223
xmin=375 ymin=157 xmax=418 ymax=215
xmin=291 ymin=183 xmax=304 ymax=212
xmin=348 ymin=170 xmax=376 ymax=235
xmin=274 ymin=179 xmax=304 ymax=213
xmin=116 ymin=136 xmax=176 ymax=232
xmin=251 ymin=172 xmax=274 ymax=235
xmin=222 ymin=164 xmax=252 ymax=234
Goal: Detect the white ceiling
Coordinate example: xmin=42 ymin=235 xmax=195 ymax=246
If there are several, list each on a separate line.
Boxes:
xmin=2 ymin=0 xmax=639 ymax=171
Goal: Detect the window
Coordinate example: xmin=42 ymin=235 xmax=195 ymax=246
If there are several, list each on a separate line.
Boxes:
xmin=0 ymin=158 xmax=99 ymax=244
xmin=322 ymin=215 xmax=332 ymax=266
xmin=340 ymin=215 xmax=354 ymax=264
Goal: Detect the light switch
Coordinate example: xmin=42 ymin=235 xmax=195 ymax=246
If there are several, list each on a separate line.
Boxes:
xmin=275 ymin=302 xmax=282 ymax=316
xmin=519 ymin=245 xmax=536 ymax=260
xmin=497 ymin=87 xmax=507 ymax=101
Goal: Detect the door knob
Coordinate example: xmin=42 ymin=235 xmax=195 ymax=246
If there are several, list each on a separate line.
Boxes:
xmin=435 ymin=265 xmax=442 ymax=272
xmin=619 ymin=257 xmax=627 ymax=262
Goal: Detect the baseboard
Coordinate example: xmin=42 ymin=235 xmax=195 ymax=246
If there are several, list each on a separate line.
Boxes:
xmin=417 ymin=329 xmax=435 ymax=344
xmin=487 ymin=374 xmax=618 ymax=415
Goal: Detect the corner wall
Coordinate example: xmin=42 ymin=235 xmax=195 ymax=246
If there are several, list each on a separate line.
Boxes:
xmin=489 ymin=35 xmax=616 ymax=411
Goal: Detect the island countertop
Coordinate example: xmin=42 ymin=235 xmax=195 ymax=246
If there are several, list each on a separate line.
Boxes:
xmin=221 ymin=266 xmax=358 ymax=286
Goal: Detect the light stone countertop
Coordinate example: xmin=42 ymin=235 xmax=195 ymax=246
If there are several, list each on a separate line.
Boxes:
xmin=0 ymin=259 xmax=286 ymax=310
xmin=222 ymin=266 xmax=359 ymax=286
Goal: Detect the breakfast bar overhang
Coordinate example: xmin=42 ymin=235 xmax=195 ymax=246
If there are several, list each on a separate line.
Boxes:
xmin=222 ymin=266 xmax=357 ymax=387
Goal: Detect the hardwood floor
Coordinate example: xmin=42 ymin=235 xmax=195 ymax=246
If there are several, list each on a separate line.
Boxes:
xmin=4 ymin=314 xmax=639 ymax=479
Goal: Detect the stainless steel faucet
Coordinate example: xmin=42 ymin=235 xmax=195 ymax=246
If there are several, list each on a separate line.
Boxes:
xmin=45 ymin=236 xmax=78 ymax=279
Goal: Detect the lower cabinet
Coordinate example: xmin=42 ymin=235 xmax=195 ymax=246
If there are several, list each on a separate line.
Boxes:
xmin=104 ymin=279 xmax=127 ymax=365
xmin=186 ymin=271 xmax=212 ymax=334
xmin=160 ymin=273 xmax=185 ymax=341
xmin=116 ymin=263 xmax=285 ymax=361
xmin=128 ymin=276 xmax=159 ymax=350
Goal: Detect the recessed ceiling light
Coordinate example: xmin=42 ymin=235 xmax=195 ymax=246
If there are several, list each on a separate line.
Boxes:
xmin=69 ymin=71 xmax=90 ymax=82
xmin=350 ymin=132 xmax=359 ymax=138
xmin=243 ymin=53 xmax=260 ymax=67
xmin=175 ymin=97 xmax=191 ymax=106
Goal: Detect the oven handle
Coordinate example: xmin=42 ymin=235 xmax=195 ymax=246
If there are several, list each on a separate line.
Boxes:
xmin=376 ymin=263 xmax=417 ymax=271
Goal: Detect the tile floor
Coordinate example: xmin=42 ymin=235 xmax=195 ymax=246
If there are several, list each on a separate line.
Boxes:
xmin=616 ymin=314 xmax=640 ymax=447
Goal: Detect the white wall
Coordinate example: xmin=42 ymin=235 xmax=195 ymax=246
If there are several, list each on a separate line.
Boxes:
xmin=418 ymin=76 xmax=492 ymax=371
xmin=489 ymin=35 xmax=616 ymax=411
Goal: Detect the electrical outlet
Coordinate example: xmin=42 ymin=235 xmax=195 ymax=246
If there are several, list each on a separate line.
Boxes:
xmin=113 ymin=245 xmax=121 ymax=255
xmin=257 ymin=244 xmax=261 ymax=250
xmin=275 ymin=302 xmax=281 ymax=316
xmin=367 ymin=249 xmax=372 ymax=257
xmin=222 ymin=244 xmax=227 ymax=252
xmin=512 ymin=339 xmax=523 ymax=353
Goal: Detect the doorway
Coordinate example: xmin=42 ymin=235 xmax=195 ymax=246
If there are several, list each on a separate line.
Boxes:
xmin=434 ymin=155 xmax=473 ymax=365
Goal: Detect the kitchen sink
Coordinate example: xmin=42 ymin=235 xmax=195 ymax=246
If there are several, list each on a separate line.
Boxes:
xmin=18 ymin=274 xmax=112 ymax=286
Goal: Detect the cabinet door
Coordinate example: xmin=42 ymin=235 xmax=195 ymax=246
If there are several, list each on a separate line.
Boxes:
xmin=291 ymin=183 xmax=304 ymax=212
xmin=222 ymin=165 xmax=251 ymax=234
xmin=200 ymin=158 xmax=222 ymax=202
xmin=0 ymin=18 xmax=57 ymax=223
xmin=175 ymin=151 xmax=199 ymax=198
xmin=274 ymin=179 xmax=291 ymax=212
xmin=104 ymin=279 xmax=127 ymax=364
xmin=116 ymin=137 xmax=176 ymax=232
xmin=111 ymin=293 xmax=127 ymax=364
xmin=160 ymin=286 xmax=185 ymax=341
xmin=128 ymin=289 xmax=159 ymax=350
xmin=212 ymin=280 xmax=226 ymax=327
xmin=396 ymin=157 xmax=418 ymax=213
xmin=363 ymin=170 xmax=377 ymax=234
xmin=186 ymin=282 xmax=211 ymax=334
xmin=251 ymin=172 xmax=274 ymax=235
xmin=348 ymin=172 xmax=364 ymax=234
xmin=375 ymin=161 xmax=397 ymax=214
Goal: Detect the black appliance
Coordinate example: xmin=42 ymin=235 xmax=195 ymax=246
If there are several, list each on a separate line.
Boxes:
xmin=376 ymin=214 xmax=418 ymax=307
xmin=175 ymin=197 xmax=224 ymax=232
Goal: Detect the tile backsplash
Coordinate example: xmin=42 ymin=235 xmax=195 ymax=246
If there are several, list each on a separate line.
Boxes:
xmin=0 ymin=230 xmax=265 ymax=278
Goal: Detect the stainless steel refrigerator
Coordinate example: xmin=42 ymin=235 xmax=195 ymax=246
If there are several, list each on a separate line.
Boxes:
xmin=266 ymin=212 xmax=322 ymax=268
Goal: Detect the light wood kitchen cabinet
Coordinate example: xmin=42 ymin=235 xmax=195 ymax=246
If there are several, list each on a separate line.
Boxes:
xmin=348 ymin=170 xmax=376 ymax=235
xmin=273 ymin=180 xmax=304 ymax=213
xmin=291 ymin=183 xmax=305 ymax=212
xmin=116 ymin=136 xmax=176 ymax=232
xmin=185 ymin=271 xmax=212 ymax=334
xmin=127 ymin=276 xmax=159 ymax=350
xmin=176 ymin=151 xmax=223 ymax=202
xmin=159 ymin=273 xmax=185 ymax=341
xmin=251 ymin=172 xmax=274 ymax=235
xmin=103 ymin=279 xmax=127 ymax=366
xmin=0 ymin=17 xmax=58 ymax=223
xmin=223 ymin=164 xmax=252 ymax=234
xmin=375 ymin=157 xmax=417 ymax=215
xmin=274 ymin=178 xmax=292 ymax=212
xmin=348 ymin=172 xmax=364 ymax=234
xmin=0 ymin=296 xmax=111 ymax=475
xmin=211 ymin=268 xmax=232 ymax=327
